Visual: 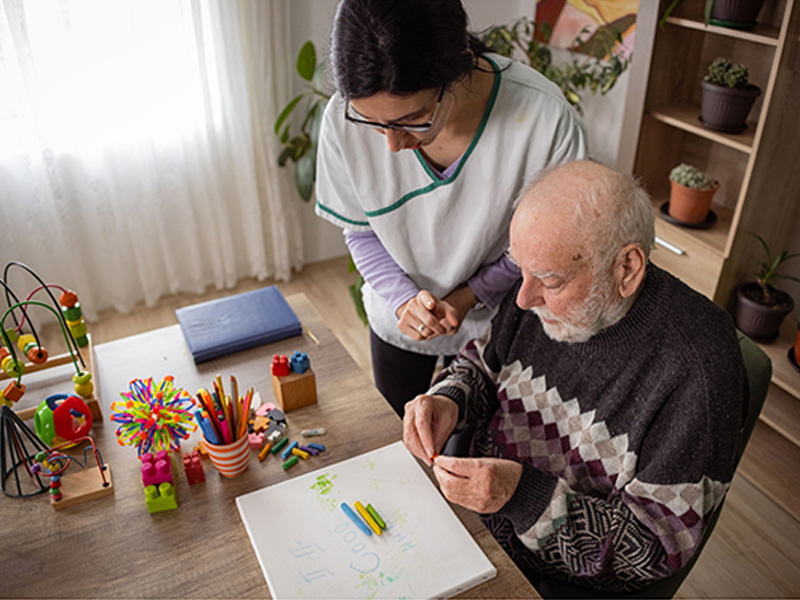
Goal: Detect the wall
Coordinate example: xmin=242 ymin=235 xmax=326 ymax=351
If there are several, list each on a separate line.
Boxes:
xmin=288 ymin=0 xmax=628 ymax=263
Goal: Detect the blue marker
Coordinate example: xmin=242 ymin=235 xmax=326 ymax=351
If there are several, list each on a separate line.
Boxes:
xmin=341 ymin=502 xmax=372 ymax=536
xmin=194 ymin=410 xmax=220 ymax=445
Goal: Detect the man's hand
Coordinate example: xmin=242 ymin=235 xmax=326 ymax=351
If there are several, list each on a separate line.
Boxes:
xmin=432 ymin=456 xmax=522 ymax=514
xmin=403 ymin=394 xmax=459 ymax=465
xmin=396 ymin=290 xmax=459 ymax=341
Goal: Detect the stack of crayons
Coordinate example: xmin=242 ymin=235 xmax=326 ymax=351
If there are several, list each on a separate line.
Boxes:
xmin=341 ymin=500 xmax=386 ymax=536
xmin=193 ymin=375 xmax=253 ymax=446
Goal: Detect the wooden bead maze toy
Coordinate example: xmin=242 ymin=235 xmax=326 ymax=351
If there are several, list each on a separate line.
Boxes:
xmin=0 ymin=261 xmax=99 ymax=422
xmin=28 ymin=434 xmax=113 ymax=509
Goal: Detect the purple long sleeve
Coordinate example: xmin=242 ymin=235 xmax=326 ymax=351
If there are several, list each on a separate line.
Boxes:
xmin=344 ymin=230 xmax=419 ymax=315
xmin=345 ymin=229 xmax=520 ymax=314
xmin=468 ymin=255 xmax=521 ymax=309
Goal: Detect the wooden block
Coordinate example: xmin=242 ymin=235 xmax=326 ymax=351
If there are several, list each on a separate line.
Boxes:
xmin=51 ymin=464 xmax=114 ymax=510
xmin=272 ymin=368 xmax=317 ymax=413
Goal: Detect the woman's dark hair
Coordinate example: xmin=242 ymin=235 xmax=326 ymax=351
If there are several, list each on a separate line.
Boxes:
xmin=330 ymin=0 xmax=491 ymax=98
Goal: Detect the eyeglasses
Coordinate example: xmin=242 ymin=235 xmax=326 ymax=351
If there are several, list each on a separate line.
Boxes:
xmin=344 ymin=86 xmax=445 ymax=133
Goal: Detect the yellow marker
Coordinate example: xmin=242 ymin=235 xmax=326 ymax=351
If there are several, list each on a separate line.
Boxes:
xmin=292 ymin=447 xmax=310 ymax=460
xmin=354 ymin=501 xmax=382 ymax=535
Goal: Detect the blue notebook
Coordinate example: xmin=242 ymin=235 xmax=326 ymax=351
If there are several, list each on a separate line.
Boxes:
xmin=175 ymin=286 xmax=302 ymax=363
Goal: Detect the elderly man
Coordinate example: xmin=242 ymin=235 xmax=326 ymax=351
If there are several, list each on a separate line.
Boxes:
xmin=403 ymin=160 xmax=746 ymax=595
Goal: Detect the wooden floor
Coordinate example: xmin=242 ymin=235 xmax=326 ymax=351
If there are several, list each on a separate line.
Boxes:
xmin=44 ymin=256 xmax=800 ymax=597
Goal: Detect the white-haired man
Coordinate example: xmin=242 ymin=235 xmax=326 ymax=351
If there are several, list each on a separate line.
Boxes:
xmin=403 ymin=160 xmax=746 ymax=595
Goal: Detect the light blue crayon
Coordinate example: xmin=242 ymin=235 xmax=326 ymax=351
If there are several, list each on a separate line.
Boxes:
xmin=341 ymin=502 xmax=372 ymax=536
xmin=281 ymin=440 xmax=299 ymax=460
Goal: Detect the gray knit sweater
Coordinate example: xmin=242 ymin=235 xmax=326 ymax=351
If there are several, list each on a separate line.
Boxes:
xmin=429 ymin=264 xmax=746 ymax=593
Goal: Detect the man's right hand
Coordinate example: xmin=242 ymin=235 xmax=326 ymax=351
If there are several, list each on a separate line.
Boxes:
xmin=403 ymin=394 xmax=459 ymax=465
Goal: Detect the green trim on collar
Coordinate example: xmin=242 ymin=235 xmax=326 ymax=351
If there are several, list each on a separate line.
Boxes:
xmin=316 ymin=201 xmax=369 ymax=227
xmin=364 ymin=56 xmax=503 ymax=219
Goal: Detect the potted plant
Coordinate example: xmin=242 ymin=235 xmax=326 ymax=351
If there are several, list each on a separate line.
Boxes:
xmin=659 ymin=0 xmax=765 ymax=31
xmin=701 ymin=57 xmax=761 ymax=134
xmin=734 ymin=233 xmax=800 ymax=341
xmin=792 ymin=316 xmax=800 ymax=371
xmin=274 ymin=41 xmax=330 ymax=202
xmin=666 ymin=163 xmax=718 ymax=225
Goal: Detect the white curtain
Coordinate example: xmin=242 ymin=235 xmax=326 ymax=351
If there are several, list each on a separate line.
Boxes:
xmin=0 ymin=0 xmax=303 ymax=320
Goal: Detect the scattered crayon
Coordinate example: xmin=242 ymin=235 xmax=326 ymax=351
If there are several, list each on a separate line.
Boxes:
xmin=271 ymin=437 xmax=289 ymax=454
xmin=301 ymin=428 xmax=326 ymax=437
xmin=258 ymin=442 xmax=272 ymax=462
xmin=354 ymin=500 xmax=382 ymax=535
xmin=307 ymin=442 xmax=325 ymax=452
xmin=366 ymin=503 xmax=386 ymax=530
xmin=282 ymin=455 xmax=299 ymax=470
xmin=341 ymin=502 xmax=372 ymax=536
xmin=292 ymin=447 xmax=310 ymax=460
xmin=300 ymin=445 xmax=319 ymax=456
xmin=281 ymin=440 xmax=299 ymax=460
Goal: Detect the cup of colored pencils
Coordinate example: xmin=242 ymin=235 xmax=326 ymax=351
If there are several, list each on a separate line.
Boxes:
xmin=194 ymin=375 xmax=253 ymax=478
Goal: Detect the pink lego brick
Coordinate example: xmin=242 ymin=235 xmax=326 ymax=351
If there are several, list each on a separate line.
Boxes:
xmin=141 ymin=450 xmax=174 ymax=488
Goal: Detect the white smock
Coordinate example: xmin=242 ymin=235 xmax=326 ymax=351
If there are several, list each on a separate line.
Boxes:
xmin=315 ymin=54 xmax=588 ymax=356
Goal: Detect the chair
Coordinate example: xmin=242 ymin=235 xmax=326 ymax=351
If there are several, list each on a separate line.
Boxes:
xmin=629 ymin=331 xmax=772 ymax=598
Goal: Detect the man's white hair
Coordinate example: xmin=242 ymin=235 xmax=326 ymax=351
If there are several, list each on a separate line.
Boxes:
xmin=513 ymin=160 xmax=655 ymax=274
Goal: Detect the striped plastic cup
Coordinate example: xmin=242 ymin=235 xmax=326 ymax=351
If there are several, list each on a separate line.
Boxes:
xmin=204 ymin=433 xmax=250 ymax=478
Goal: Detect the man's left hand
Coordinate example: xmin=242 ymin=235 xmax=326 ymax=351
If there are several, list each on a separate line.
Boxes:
xmin=432 ymin=455 xmax=522 ymax=514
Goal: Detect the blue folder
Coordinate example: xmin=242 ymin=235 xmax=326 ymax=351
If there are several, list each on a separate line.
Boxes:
xmin=175 ymin=286 xmax=302 ymax=363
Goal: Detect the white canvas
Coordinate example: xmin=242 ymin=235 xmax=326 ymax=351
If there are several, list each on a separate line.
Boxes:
xmin=236 ymin=441 xmax=497 ymax=599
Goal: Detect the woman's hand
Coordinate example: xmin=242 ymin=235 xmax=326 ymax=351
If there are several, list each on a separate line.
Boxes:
xmin=396 ymin=286 xmax=475 ymax=340
xmin=396 ymin=290 xmax=458 ymax=340
xmin=403 ymin=394 xmax=459 ymax=465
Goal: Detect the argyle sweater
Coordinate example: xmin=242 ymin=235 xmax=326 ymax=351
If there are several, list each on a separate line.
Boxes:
xmin=429 ymin=264 xmax=746 ymax=593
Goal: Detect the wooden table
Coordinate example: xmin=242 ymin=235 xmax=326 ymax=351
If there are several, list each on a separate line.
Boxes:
xmin=0 ymin=293 xmax=538 ymax=599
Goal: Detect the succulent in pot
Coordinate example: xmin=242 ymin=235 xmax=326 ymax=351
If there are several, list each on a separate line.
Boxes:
xmin=667 ymin=163 xmax=718 ymax=225
xmin=701 ymin=57 xmax=761 ymax=134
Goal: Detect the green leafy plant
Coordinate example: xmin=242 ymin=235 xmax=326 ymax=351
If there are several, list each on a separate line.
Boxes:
xmin=274 ymin=41 xmax=330 ymax=201
xmin=347 ymin=257 xmax=368 ymax=327
xmin=482 ymin=17 xmax=631 ymax=114
xmin=750 ymin=232 xmax=800 ymax=305
xmin=659 ymin=0 xmax=715 ymax=29
xmin=704 ymin=57 xmax=750 ymax=89
xmin=669 ymin=163 xmax=717 ymax=190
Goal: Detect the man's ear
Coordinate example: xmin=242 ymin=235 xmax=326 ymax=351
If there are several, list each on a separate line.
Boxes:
xmin=616 ymin=243 xmax=646 ymax=298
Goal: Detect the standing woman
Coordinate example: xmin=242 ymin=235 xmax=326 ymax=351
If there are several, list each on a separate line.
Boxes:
xmin=316 ymin=0 xmax=588 ymax=418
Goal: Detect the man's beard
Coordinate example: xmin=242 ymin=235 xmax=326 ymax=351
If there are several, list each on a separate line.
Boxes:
xmin=532 ymin=276 xmax=630 ymax=344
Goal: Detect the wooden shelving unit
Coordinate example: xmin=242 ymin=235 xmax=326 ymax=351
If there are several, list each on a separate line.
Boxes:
xmin=617 ymin=0 xmax=800 ymax=508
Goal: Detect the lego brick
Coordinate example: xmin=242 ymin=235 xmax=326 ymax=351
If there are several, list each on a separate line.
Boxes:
xmin=141 ymin=451 xmax=174 ymax=488
xmin=144 ymin=482 xmax=178 ymax=513
xmin=182 ymin=450 xmax=205 ymax=485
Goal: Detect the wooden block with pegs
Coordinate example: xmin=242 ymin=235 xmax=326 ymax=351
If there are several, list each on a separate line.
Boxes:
xmin=272 ymin=368 xmax=317 ymax=413
xmin=51 ymin=464 xmax=114 ymax=510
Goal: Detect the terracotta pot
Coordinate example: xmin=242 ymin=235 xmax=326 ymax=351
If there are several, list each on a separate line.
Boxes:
xmin=734 ymin=282 xmax=795 ymax=341
xmin=668 ymin=180 xmax=717 ymax=224
xmin=701 ymin=80 xmax=761 ymax=134
xmin=794 ymin=328 xmax=800 ymax=360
